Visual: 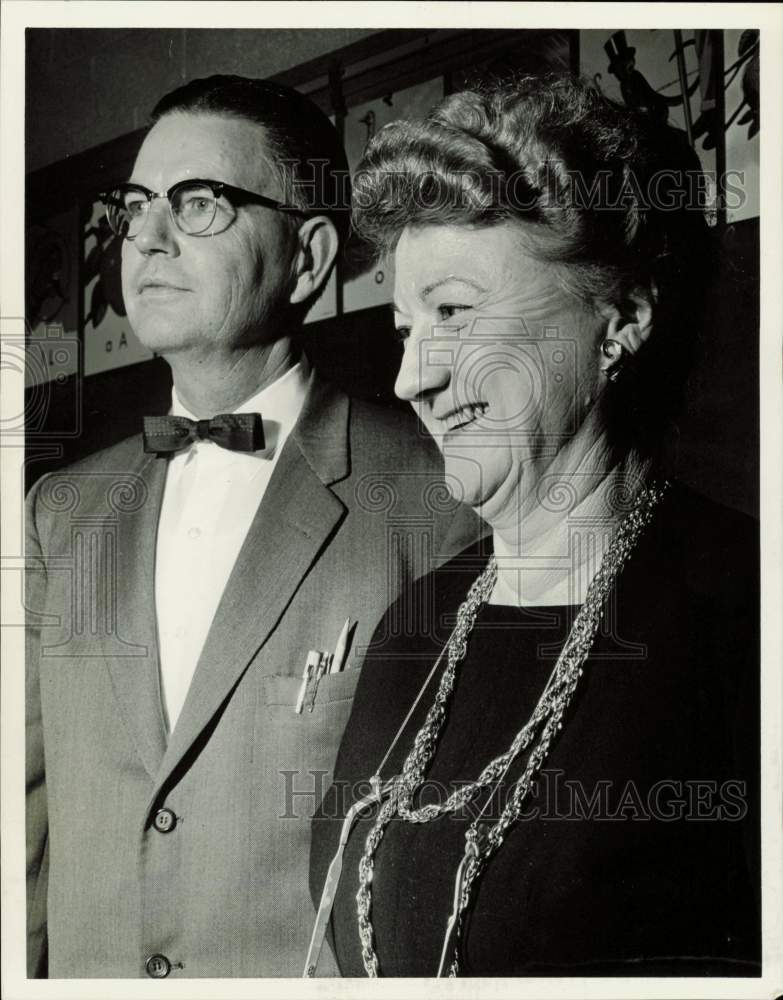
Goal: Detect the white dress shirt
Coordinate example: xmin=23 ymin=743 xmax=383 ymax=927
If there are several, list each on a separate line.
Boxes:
xmin=155 ymin=358 xmax=310 ymax=732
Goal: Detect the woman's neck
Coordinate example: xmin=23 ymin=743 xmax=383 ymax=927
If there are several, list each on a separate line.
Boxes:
xmin=487 ymin=448 xmax=653 ymax=607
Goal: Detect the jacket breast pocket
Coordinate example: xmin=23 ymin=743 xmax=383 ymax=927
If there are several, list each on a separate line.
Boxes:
xmin=254 ymin=670 xmax=362 ymax=820
xmin=260 ymin=670 xmax=360 ymax=709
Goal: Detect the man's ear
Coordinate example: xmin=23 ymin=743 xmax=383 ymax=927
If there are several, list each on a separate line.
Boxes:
xmin=597 ymin=286 xmax=656 ymax=374
xmin=288 ymin=216 xmax=339 ymax=307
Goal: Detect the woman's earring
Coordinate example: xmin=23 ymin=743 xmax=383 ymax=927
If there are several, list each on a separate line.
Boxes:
xmin=600 ymin=339 xmax=626 ymax=382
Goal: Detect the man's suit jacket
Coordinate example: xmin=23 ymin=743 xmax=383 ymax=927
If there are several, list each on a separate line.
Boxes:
xmin=26 ymin=373 xmax=482 ymax=978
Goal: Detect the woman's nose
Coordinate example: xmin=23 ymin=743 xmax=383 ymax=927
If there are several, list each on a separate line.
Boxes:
xmin=132 ymin=198 xmax=178 ymax=255
xmin=394 ymin=328 xmax=452 ymax=403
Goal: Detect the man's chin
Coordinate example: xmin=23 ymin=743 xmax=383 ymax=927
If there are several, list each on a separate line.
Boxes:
xmin=128 ymin=319 xmax=191 ymax=357
xmin=136 ymin=339 xmax=186 ymax=358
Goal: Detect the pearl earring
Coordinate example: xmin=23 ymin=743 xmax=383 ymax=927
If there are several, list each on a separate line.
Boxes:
xmin=600 ymin=340 xmax=625 ymax=382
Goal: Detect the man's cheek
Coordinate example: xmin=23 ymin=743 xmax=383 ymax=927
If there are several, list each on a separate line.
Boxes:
xmin=120 ymin=251 xmax=135 ymax=304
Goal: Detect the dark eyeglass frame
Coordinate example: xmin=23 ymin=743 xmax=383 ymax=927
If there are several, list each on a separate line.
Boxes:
xmin=99 ymin=178 xmax=306 ymax=240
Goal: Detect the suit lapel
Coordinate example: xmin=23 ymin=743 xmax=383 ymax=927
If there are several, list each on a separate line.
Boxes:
xmin=103 ymin=444 xmax=168 ymax=779
xmin=153 ymin=377 xmax=350 ymax=795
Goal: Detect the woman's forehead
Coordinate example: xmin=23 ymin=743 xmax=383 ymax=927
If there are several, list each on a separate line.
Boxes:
xmin=393 ymin=222 xmax=546 ymax=301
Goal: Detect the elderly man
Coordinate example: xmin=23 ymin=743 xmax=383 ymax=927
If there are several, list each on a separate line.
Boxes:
xmin=26 ymin=76 xmax=479 ymax=979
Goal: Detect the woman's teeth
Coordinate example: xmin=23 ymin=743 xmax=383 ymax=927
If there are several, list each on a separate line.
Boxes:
xmin=444 ymin=402 xmax=488 ymax=432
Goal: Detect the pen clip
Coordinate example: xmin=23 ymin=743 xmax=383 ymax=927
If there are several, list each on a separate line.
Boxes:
xmin=307 ymin=652 xmax=331 ymax=712
xmin=295 ymin=650 xmax=322 ymax=715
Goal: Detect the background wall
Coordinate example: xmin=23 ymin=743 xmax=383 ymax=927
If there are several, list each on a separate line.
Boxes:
xmin=26 ymin=28 xmax=377 ymax=172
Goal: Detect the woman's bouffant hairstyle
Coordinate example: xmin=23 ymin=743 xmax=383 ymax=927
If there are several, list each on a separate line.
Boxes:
xmin=352 ymin=75 xmax=714 ymax=454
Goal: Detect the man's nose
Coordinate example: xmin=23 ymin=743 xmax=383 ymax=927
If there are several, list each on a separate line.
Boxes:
xmin=131 ymin=198 xmax=179 ymax=255
xmin=394 ymin=327 xmax=452 ymax=403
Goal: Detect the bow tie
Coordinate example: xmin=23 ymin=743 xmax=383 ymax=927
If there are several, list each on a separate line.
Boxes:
xmin=143 ymin=413 xmax=265 ymax=455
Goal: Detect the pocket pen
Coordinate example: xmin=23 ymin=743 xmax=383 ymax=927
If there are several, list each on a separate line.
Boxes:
xmin=307 ymin=652 xmax=331 ymax=712
xmin=329 ymin=618 xmax=352 ymax=674
xmin=295 ymin=650 xmax=322 ymax=714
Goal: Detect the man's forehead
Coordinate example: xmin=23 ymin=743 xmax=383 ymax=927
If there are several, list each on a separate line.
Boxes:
xmin=130 ymin=111 xmax=280 ymax=194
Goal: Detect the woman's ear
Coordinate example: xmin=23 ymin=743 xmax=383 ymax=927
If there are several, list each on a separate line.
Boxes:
xmin=597 ymin=286 xmax=656 ymax=377
xmin=288 ymin=216 xmax=339 ymax=307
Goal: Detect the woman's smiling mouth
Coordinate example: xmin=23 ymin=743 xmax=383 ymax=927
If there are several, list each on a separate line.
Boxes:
xmin=440 ymin=402 xmax=488 ymax=432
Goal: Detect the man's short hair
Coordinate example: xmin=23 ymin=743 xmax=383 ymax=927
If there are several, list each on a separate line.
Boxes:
xmin=151 ymin=75 xmax=351 ymax=244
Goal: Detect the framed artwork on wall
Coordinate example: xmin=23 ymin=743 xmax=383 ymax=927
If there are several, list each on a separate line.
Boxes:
xmin=580 ymin=28 xmax=759 ymax=224
xmin=25 ymin=206 xmax=80 ymax=389
xmin=81 ymin=197 xmax=153 ymax=376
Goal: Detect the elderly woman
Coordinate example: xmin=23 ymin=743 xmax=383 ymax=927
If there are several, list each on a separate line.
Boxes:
xmin=308 ymin=77 xmax=758 ymax=978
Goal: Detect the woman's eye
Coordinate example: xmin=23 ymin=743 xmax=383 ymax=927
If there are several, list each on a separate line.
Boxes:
xmin=394 ymin=326 xmax=411 ymax=343
xmin=438 ymin=304 xmax=470 ymax=322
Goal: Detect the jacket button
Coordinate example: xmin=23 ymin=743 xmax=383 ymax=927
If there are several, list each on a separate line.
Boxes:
xmin=153 ymin=807 xmax=177 ymax=833
xmin=145 ymin=953 xmax=171 ymax=978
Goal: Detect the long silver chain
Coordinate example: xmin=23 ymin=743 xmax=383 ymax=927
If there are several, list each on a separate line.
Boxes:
xmin=355 ymin=480 xmax=669 ymax=977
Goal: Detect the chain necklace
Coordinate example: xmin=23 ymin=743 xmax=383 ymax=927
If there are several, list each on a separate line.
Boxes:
xmin=355 ymin=480 xmax=670 ymax=977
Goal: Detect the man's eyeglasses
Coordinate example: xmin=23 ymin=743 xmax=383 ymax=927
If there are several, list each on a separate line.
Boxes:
xmin=99 ymin=178 xmax=304 ymax=240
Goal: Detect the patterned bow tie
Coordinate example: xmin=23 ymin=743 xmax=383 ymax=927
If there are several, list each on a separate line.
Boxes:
xmin=143 ymin=413 xmax=265 ymax=455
